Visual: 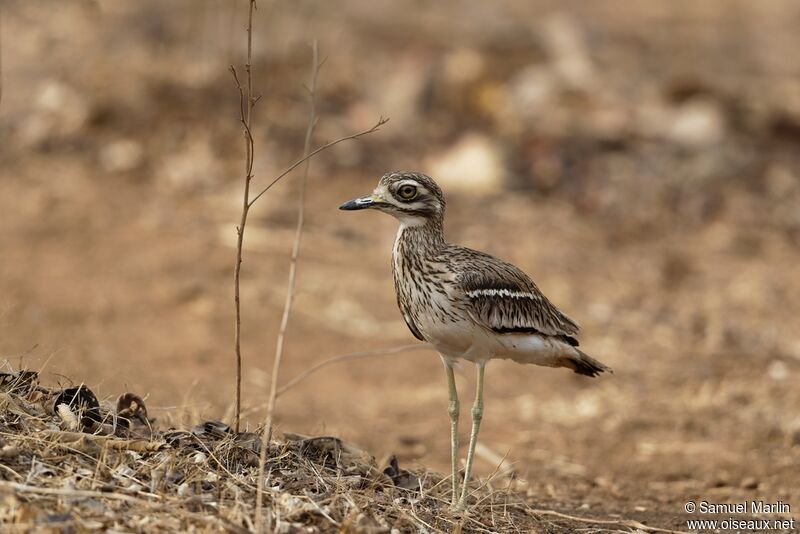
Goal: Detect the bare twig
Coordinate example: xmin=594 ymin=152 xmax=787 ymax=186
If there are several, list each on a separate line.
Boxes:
xmin=41 ymin=430 xmax=167 ymax=452
xmin=231 ymin=0 xmax=257 ymax=434
xmin=277 ymin=343 xmax=430 ymax=397
xmin=264 ymin=38 xmax=320 ymax=442
xmin=247 ymin=116 xmax=388 ymax=208
xmin=230 ymin=11 xmax=386 ymax=438
xmin=0 ymin=480 xmax=157 ymax=504
xmin=255 ymin=40 xmax=321 ymax=532
xmin=472 ymin=445 xmax=513 ymax=493
xmin=236 ymin=343 xmax=430 ymax=419
xmin=527 ymin=508 xmax=690 ymax=534
xmin=227 ymin=8 xmax=387 ymax=531
xmin=0 ymin=2 xmax=3 ymax=111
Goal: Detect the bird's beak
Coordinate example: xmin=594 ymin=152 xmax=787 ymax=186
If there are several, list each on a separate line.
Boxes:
xmin=339 ymin=194 xmax=383 ymax=211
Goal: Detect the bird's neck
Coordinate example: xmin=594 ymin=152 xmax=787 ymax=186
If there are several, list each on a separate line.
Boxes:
xmin=395 ymin=217 xmax=446 ymax=256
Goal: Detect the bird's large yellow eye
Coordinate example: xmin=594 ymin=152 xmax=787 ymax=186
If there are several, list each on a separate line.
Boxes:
xmin=397 ymin=184 xmax=417 ymax=200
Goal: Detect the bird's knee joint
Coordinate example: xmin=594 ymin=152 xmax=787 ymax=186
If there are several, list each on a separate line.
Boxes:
xmin=471 ymin=403 xmax=483 ymax=421
xmin=448 ymin=401 xmax=459 ymax=418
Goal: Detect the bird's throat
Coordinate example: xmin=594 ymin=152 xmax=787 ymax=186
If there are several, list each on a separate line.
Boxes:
xmin=395 ymin=218 xmax=446 ymax=256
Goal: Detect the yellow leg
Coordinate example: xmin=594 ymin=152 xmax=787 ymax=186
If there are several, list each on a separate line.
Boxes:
xmin=457 ymin=361 xmax=485 ymax=510
xmin=441 ymin=357 xmax=460 ymax=506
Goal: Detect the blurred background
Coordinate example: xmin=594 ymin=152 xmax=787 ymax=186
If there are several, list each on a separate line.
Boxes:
xmin=1 ymin=0 xmax=799 ymax=522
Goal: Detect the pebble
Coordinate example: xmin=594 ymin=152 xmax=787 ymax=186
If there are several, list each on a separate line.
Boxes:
xmin=740 ymin=477 xmax=760 ymax=490
xmin=426 ymin=133 xmax=506 ymax=194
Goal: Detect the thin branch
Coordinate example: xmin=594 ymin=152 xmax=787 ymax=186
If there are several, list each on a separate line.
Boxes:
xmin=228 ymin=13 xmax=386 ymax=529
xmin=527 ymin=508 xmax=690 ymax=534
xmin=0 ymin=2 xmax=3 ymax=110
xmin=234 ymin=343 xmax=432 ymax=419
xmin=247 ymin=116 xmax=389 ymax=208
xmin=0 ymin=480 xmax=156 ymax=505
xmin=231 ymin=40 xmax=385 ymax=441
xmin=277 ymin=343 xmax=429 ymax=397
xmin=264 ymin=38 xmax=320 ymax=440
xmin=255 ymin=40 xmax=321 ymax=532
xmin=231 ymin=0 xmax=257 ymax=435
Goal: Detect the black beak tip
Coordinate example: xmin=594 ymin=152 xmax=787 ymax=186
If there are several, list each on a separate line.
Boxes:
xmin=339 ymin=198 xmax=372 ymax=211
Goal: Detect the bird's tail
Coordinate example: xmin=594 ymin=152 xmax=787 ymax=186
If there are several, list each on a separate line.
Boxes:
xmin=564 ymin=349 xmax=613 ymax=377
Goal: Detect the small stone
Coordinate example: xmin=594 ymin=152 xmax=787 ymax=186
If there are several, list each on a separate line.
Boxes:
xmin=18 ymin=80 xmax=89 ymax=147
xmin=741 ymin=477 xmax=759 ymax=490
xmin=767 ymin=360 xmax=788 ymax=381
xmin=0 ymin=445 xmax=20 ymax=460
xmin=425 ymin=133 xmax=506 ymax=194
xmin=666 ymin=97 xmax=726 ymax=148
xmin=99 ymin=139 xmax=144 ymax=173
xmin=709 ymin=472 xmax=731 ymax=488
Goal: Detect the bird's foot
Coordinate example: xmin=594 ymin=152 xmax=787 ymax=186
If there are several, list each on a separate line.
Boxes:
xmin=450 ymin=492 xmax=470 ymax=513
xmin=450 ymin=501 xmax=469 ymax=514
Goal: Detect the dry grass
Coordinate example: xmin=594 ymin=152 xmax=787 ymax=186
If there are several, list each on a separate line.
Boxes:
xmin=0 ymin=367 xmax=530 ymax=532
xmin=0 ymin=367 xmax=693 ymax=533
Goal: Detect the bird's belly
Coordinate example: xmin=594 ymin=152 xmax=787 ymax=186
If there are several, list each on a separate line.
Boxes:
xmin=398 ymin=287 xmax=472 ymax=356
xmin=415 ymin=308 xmax=505 ymax=363
xmin=426 ymin=324 xmax=571 ymax=367
xmin=419 ymin=316 xmax=478 ymax=358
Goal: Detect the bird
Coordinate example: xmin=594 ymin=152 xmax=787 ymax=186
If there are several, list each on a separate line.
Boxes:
xmin=339 ymin=171 xmax=611 ymax=511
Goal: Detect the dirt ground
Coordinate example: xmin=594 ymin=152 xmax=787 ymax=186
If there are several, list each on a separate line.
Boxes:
xmin=1 ymin=1 xmax=800 ymax=531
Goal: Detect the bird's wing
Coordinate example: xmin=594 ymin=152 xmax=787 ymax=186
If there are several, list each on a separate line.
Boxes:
xmin=400 ymin=307 xmax=425 ymax=341
xmin=457 ymin=254 xmax=580 ymax=341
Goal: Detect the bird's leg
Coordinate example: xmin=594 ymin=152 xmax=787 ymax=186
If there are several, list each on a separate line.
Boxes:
xmin=457 ymin=361 xmax=485 ymax=510
xmin=441 ymin=357 xmax=460 ymax=506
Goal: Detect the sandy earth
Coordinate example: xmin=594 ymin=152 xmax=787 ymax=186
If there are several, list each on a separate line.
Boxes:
xmin=2 ymin=1 xmax=799 ymax=531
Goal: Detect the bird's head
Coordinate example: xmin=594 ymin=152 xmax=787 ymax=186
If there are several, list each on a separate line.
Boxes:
xmin=339 ymin=171 xmax=445 ymax=228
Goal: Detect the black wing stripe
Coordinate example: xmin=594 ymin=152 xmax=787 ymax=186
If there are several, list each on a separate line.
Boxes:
xmin=464 ymin=285 xmax=579 ymax=337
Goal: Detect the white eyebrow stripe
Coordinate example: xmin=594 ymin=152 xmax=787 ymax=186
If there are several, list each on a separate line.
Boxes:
xmin=466 ymin=289 xmax=536 ymax=299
